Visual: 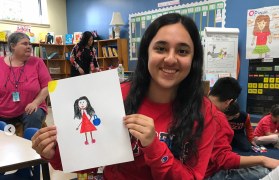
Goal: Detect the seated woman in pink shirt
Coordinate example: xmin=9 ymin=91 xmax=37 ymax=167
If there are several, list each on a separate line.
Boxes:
xmin=253 ymin=104 xmax=279 ymax=148
xmin=0 ymin=32 xmax=51 ymax=131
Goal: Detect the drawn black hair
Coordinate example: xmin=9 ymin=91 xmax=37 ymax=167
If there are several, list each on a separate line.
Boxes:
xmin=74 ymin=96 xmax=95 ymax=119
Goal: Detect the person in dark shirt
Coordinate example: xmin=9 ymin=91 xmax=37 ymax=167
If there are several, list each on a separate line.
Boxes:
xmin=70 ymin=31 xmax=99 ymax=77
xmin=224 ymin=101 xmax=255 ymax=152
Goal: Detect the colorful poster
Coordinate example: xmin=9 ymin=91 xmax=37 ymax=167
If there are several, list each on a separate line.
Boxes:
xmin=203 ymin=27 xmax=239 ymax=79
xmin=246 ymin=6 xmax=279 ymax=59
xmin=48 ymin=69 xmax=134 ymax=172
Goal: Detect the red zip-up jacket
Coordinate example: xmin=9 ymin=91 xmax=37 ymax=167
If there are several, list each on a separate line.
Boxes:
xmin=49 ymin=83 xmax=217 ymax=179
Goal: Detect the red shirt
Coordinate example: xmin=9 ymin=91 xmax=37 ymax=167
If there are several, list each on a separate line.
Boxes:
xmin=49 ymin=82 xmax=217 ymax=180
xmin=205 ymin=107 xmax=240 ymax=178
xmin=254 ymin=114 xmax=279 ymax=137
xmin=254 ymin=32 xmax=270 ymax=46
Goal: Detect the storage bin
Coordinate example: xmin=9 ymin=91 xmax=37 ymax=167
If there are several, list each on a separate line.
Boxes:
xmin=49 ymin=67 xmax=61 ymax=74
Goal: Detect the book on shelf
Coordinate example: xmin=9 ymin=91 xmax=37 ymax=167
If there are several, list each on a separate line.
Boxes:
xmin=39 ymin=32 xmax=48 ymax=43
xmin=112 ymin=47 xmax=118 ymax=57
xmin=55 ymin=35 xmax=63 ymax=45
xmin=65 ymin=52 xmax=71 ymax=60
xmin=40 ymin=46 xmax=48 ymax=59
xmin=102 ymin=46 xmax=108 ymax=57
xmin=65 ymin=34 xmax=73 ymax=44
xmin=73 ymin=32 xmax=82 ymax=44
xmin=107 ymin=47 xmax=114 ymax=57
xmin=47 ymin=52 xmax=59 ymax=60
xmin=33 ymin=46 xmax=40 ymax=57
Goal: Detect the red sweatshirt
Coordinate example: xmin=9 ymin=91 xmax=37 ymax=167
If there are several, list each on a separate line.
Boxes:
xmin=205 ymin=107 xmax=241 ymax=178
xmin=254 ymin=114 xmax=279 ymax=137
xmin=49 ymin=83 xmax=217 ymax=179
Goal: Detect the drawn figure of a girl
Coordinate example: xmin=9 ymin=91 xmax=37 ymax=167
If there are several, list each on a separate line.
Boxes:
xmin=251 ymin=15 xmax=272 ymax=58
xmin=74 ymin=96 xmax=96 ymax=145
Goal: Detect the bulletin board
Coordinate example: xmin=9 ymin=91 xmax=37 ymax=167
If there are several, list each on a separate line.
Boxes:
xmin=129 ymin=0 xmax=226 ymax=61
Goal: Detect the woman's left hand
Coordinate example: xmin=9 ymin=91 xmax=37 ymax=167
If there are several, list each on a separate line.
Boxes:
xmin=25 ymin=102 xmax=38 ymax=114
xmin=123 ymin=114 xmax=156 ymax=147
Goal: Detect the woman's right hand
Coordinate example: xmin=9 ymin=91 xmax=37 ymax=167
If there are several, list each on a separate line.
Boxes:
xmin=31 ymin=126 xmax=57 ymax=160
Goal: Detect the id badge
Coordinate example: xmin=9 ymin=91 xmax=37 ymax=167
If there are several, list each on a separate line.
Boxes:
xmin=12 ymin=92 xmax=20 ymax=102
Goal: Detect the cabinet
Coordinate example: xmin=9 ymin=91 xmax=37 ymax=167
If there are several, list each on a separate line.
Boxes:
xmin=40 ymin=44 xmax=74 ymax=79
xmin=97 ymin=39 xmax=128 ymax=71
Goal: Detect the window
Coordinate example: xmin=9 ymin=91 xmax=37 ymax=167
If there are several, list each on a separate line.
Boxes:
xmin=0 ymin=0 xmax=49 ymax=25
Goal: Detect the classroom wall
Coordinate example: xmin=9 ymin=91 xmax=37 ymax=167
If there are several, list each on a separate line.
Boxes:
xmin=66 ymin=0 xmax=278 ymax=113
xmin=0 ymin=0 xmax=68 ymax=43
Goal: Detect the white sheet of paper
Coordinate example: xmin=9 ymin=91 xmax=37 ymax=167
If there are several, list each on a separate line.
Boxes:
xmin=48 ymin=69 xmax=134 ymax=172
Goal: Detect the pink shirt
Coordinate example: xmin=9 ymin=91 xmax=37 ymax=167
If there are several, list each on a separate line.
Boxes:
xmin=254 ymin=114 xmax=279 ymax=137
xmin=0 ymin=56 xmax=51 ymax=118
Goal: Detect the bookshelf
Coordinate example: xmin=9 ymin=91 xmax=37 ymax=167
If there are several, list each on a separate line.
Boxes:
xmin=40 ymin=44 xmax=74 ymax=79
xmin=97 ymin=39 xmax=128 ymax=71
xmin=0 ymin=41 xmax=75 ymax=79
xmin=1 ymin=38 xmax=129 ymax=74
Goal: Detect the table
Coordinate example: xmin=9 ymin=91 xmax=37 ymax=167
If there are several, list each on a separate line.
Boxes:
xmin=0 ymin=131 xmax=50 ymax=179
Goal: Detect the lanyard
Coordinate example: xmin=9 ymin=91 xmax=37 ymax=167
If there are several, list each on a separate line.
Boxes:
xmin=8 ymin=56 xmax=26 ymax=91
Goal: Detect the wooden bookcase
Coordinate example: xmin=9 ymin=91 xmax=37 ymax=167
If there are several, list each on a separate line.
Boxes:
xmin=0 ymin=41 xmax=74 ymax=79
xmin=97 ymin=39 xmax=128 ymax=71
xmin=1 ymin=38 xmax=129 ymax=75
xmin=40 ymin=44 xmax=74 ymax=79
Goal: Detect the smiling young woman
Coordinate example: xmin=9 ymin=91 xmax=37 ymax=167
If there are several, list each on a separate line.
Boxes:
xmin=32 ymin=13 xmax=218 ymax=180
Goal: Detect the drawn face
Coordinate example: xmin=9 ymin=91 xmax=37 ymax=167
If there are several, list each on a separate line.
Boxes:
xmin=147 ymin=23 xmax=194 ymax=91
xmin=78 ymin=99 xmax=88 ymax=109
xmin=257 ymin=20 xmax=266 ymax=31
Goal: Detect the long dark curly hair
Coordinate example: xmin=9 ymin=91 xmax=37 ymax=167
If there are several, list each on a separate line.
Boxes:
xmin=124 ymin=13 xmax=205 ymax=164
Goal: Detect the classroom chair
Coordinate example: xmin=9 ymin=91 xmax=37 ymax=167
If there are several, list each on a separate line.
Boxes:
xmin=0 ymin=121 xmax=7 ymax=175
xmin=0 ymin=121 xmax=7 ymax=131
xmin=15 ymin=119 xmax=47 ymax=137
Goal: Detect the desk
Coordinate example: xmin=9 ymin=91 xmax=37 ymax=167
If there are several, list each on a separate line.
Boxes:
xmin=0 ymin=131 xmax=50 ymax=179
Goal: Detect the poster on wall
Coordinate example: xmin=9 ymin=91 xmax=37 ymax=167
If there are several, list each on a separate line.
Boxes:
xmin=203 ymin=27 xmax=239 ymax=86
xmin=129 ymin=0 xmax=226 ymax=61
xmin=246 ymin=6 xmax=279 ymax=59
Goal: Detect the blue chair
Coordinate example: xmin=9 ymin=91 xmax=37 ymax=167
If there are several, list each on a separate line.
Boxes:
xmin=0 ymin=121 xmax=7 ymax=131
xmin=0 ymin=128 xmax=40 ymax=180
xmin=23 ymin=128 xmax=39 ymax=141
xmin=0 ymin=121 xmax=7 ymax=176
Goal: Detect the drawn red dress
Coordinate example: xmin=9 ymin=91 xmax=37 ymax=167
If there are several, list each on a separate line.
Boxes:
xmin=80 ymin=112 xmax=97 ymax=133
